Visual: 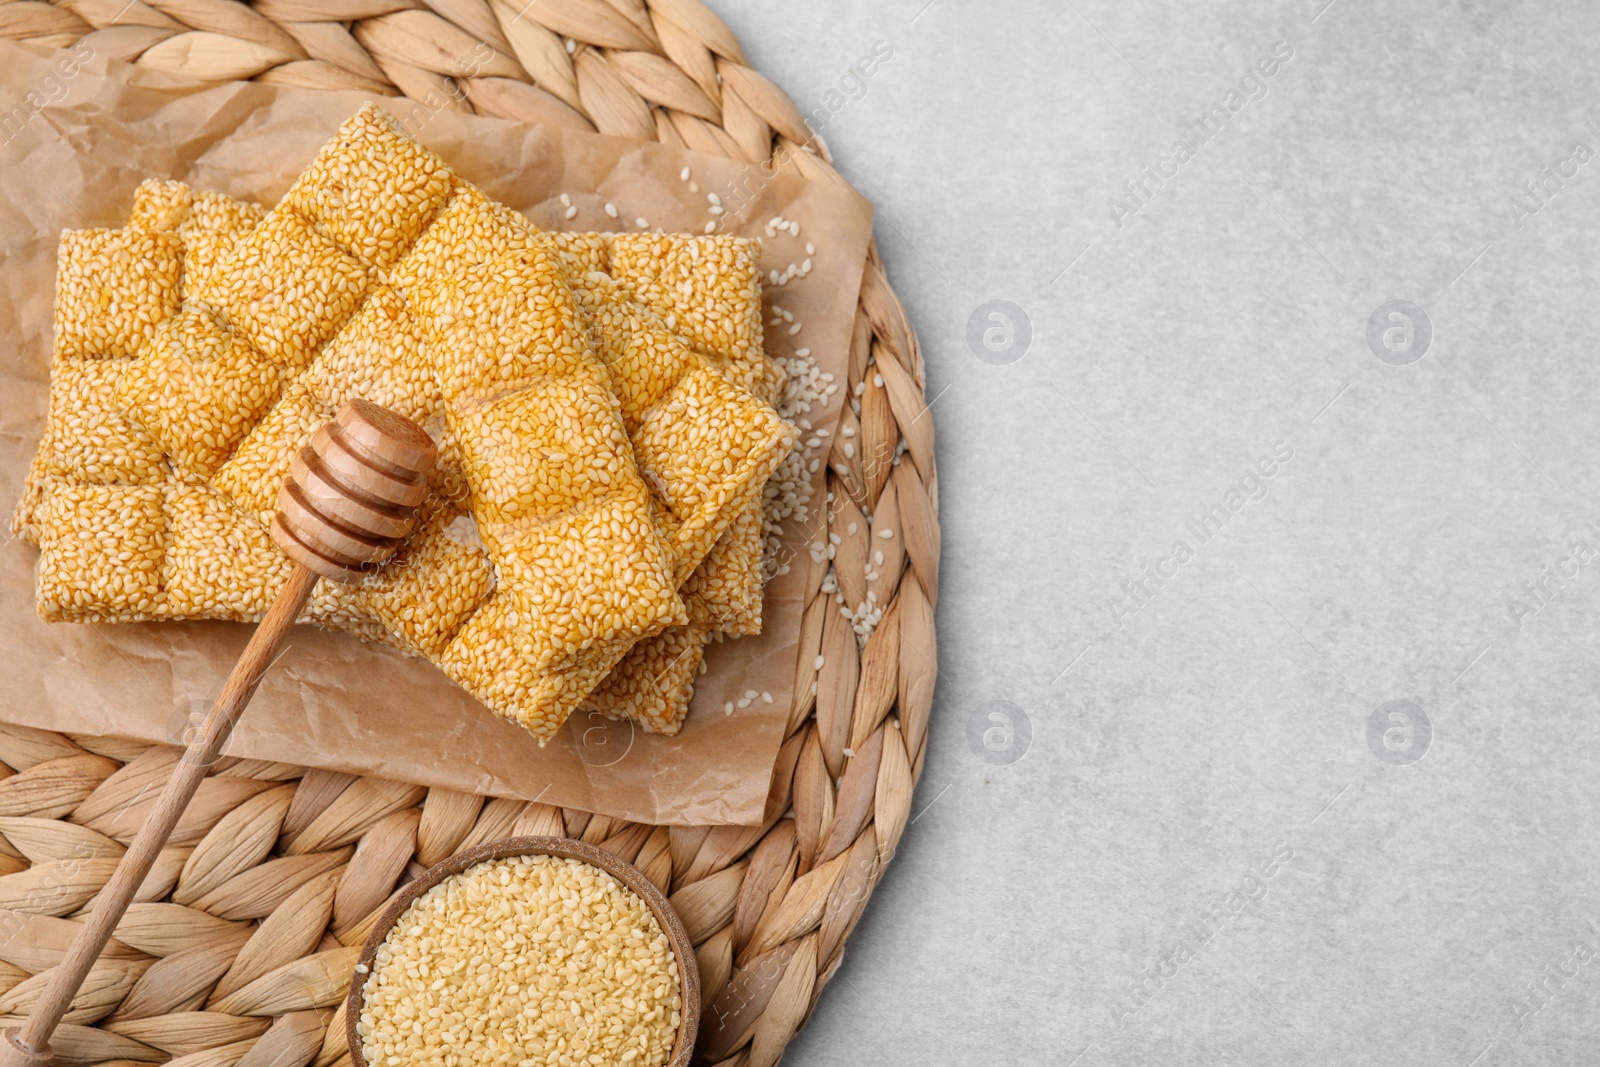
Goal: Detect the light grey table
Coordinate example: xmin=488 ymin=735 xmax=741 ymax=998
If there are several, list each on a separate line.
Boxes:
xmin=714 ymin=1 xmax=1600 ymax=1063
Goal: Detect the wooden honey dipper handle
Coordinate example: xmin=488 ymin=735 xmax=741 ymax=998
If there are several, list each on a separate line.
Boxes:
xmin=3 ymin=401 xmax=435 ymax=1067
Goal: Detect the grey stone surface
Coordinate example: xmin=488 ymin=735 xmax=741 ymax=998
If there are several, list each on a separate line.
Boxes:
xmin=712 ymin=1 xmax=1600 ymax=1063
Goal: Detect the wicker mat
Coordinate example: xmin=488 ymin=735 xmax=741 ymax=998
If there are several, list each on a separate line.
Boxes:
xmin=0 ymin=3 xmax=937 ymax=1066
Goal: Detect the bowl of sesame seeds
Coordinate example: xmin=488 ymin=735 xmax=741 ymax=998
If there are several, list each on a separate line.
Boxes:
xmin=347 ymin=836 xmax=698 ymax=1067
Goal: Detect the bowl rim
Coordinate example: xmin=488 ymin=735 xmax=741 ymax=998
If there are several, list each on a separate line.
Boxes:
xmin=344 ymin=834 xmax=700 ymax=1067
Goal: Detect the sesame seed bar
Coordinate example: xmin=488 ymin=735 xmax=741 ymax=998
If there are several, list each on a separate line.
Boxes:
xmin=19 ymin=104 xmax=792 ymax=739
xmin=11 ymin=180 xmax=270 ymax=550
xmin=581 ymin=625 xmax=710 ymax=736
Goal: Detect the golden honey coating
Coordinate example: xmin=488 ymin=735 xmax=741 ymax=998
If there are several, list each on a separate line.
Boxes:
xmin=301 ymin=285 xmax=440 ymax=424
xmin=354 ymin=507 xmax=494 ymax=658
xmin=418 ymin=238 xmax=788 ymax=734
xmin=37 ymin=483 xmax=167 ymax=622
xmin=412 ymin=252 xmax=598 ymax=407
xmin=304 ymin=580 xmax=395 ymax=644
xmin=212 ymin=382 xmax=335 ymax=526
xmin=45 ymin=356 xmax=168 ymax=486
xmin=53 ymin=229 xmax=182 ymax=361
xmin=195 ymin=207 xmax=371 ymax=373
xmin=627 ymin=357 xmax=795 ymax=587
xmin=22 ymin=103 xmax=794 ymax=740
xmin=163 ymin=477 xmax=287 ymax=620
xmin=389 ymin=182 xmax=536 ymax=294
xmin=604 ymin=239 xmax=779 ymax=636
xmin=436 ymin=589 xmax=652 ymax=740
xmin=129 ymin=180 xmax=268 ymax=238
xmin=607 ymin=234 xmax=780 ymax=639
xmin=14 ymin=189 xmax=264 ymax=546
xmin=449 ymin=381 xmax=634 ymax=529
xmin=179 ymin=233 xmax=246 ymax=305
xmin=130 ymin=180 xmax=269 ymax=306
xmin=12 ymin=438 xmax=52 ymax=544
xmin=417 ymin=247 xmax=686 ymax=700
xmin=562 ymin=271 xmax=793 ymax=587
xmin=538 ymin=233 xmax=789 ymax=636
xmin=283 ymin=105 xmax=454 ymax=272
xmin=608 ymin=233 xmax=775 ymax=402
xmin=487 ymin=492 xmax=686 ymax=669
xmin=540 ymin=230 xmax=612 ymax=277
xmin=681 ymin=480 xmax=767 ymax=635
xmin=115 ymin=304 xmax=285 ymax=478
xmin=127 ymin=179 xmax=193 ymax=233
xmin=583 ymin=625 xmax=710 ymax=736
xmin=178 ymin=189 xmax=270 ymax=238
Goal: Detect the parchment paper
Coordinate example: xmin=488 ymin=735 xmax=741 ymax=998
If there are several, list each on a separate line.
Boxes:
xmin=0 ymin=41 xmax=872 ymax=826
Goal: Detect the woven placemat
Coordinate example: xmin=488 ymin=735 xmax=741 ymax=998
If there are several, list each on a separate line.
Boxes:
xmin=0 ymin=3 xmax=937 ymax=1066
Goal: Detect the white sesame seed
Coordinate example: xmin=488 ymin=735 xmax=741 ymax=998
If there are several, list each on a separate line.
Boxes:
xmin=357 ymin=855 xmax=679 ymax=1067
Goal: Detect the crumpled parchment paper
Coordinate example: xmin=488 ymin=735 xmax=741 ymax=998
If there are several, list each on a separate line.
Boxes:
xmin=0 ymin=40 xmax=872 ymax=827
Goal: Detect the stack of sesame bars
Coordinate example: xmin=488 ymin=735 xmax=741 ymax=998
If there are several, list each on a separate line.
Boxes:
xmin=11 ymin=104 xmax=797 ymax=744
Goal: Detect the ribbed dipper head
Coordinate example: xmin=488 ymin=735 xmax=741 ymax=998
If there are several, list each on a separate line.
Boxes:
xmin=269 ymin=399 xmax=437 ymax=584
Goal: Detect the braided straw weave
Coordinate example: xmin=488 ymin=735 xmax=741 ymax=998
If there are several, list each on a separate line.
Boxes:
xmin=0 ymin=1 xmax=937 ymax=1064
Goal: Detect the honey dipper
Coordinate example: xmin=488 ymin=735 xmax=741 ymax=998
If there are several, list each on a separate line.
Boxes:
xmin=3 ymin=399 xmax=436 ymax=1067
